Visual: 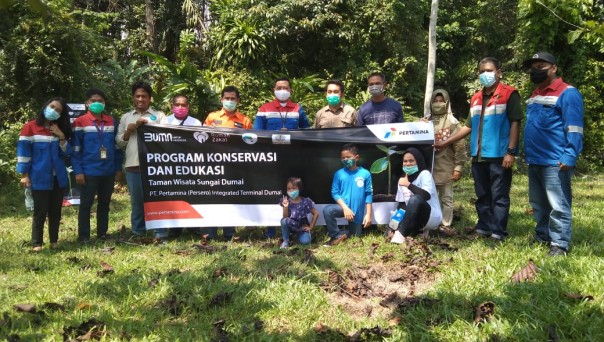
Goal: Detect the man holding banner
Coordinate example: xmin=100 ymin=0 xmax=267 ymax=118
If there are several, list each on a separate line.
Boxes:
xmin=116 ymin=81 xmax=168 ymax=241
xmin=254 ymin=77 xmax=311 ymax=238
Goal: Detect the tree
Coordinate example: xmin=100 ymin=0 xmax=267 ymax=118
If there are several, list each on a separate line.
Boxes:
xmin=424 ymin=0 xmax=439 ymax=117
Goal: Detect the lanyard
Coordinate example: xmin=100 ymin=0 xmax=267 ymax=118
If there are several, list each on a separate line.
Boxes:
xmin=278 ymin=109 xmax=288 ymax=129
xmin=92 ymin=118 xmax=106 ymax=147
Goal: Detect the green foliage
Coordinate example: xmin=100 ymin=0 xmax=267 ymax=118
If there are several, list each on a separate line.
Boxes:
xmin=92 ymin=60 xmax=152 ymax=115
xmin=0 ymin=122 xmax=21 ymax=187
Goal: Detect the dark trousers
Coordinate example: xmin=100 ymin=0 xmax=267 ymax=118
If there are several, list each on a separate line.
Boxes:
xmin=471 ymin=161 xmax=512 ymax=238
xmin=397 ymin=195 xmax=431 ymax=236
xmin=31 ymin=178 xmax=64 ymax=246
xmin=78 ymin=175 xmax=115 ymax=241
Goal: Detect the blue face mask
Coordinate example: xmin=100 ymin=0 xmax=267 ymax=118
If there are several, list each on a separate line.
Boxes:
xmin=287 ymin=190 xmax=299 ymax=199
xmin=342 ymin=158 xmax=356 ymax=169
xmin=44 ymin=106 xmax=61 ymax=121
xmin=479 ymin=71 xmax=496 ymax=87
xmin=403 ymin=165 xmax=419 ymax=175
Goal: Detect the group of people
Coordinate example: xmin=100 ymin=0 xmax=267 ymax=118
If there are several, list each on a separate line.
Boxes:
xmin=16 ymin=51 xmax=583 ymax=257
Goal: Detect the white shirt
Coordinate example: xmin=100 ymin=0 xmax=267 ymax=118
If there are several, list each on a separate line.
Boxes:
xmin=395 ymin=170 xmax=443 ymax=230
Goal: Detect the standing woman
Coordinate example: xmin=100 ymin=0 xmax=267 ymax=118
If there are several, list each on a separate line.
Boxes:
xmin=17 ymin=98 xmax=72 ymax=251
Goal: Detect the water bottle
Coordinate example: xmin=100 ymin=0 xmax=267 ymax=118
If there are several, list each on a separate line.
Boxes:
xmin=24 ymin=187 xmax=34 ymax=211
xmin=388 ymin=208 xmax=406 ymax=230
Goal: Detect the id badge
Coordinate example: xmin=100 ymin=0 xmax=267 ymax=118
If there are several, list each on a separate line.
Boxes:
xmin=99 ymin=146 xmax=108 ymax=160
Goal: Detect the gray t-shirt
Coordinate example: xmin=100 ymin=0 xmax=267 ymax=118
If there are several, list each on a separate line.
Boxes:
xmin=357 ymin=98 xmax=403 ymax=125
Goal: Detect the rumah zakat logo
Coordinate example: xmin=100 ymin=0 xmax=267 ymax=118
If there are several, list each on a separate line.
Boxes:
xmin=242 ymin=133 xmax=258 ymax=145
xmin=193 ymin=131 xmax=209 ymax=144
xmin=383 ymin=127 xmax=399 ymax=139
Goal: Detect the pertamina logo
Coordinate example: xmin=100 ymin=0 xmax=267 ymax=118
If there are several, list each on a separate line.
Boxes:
xmin=193 ymin=131 xmax=209 ymax=144
xmin=383 ymin=127 xmax=398 ymax=139
xmin=143 ymin=132 xmax=173 ymax=142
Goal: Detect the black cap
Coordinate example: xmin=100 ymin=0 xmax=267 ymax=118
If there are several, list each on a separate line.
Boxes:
xmin=523 ymin=52 xmax=557 ymax=68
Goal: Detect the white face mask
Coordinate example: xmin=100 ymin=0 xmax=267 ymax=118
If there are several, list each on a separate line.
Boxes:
xmin=368 ymin=85 xmax=383 ymax=97
xmin=274 ymin=90 xmax=291 ymax=102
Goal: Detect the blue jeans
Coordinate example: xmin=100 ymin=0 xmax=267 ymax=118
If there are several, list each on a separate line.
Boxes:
xmin=199 ymin=227 xmax=236 ymax=240
xmin=471 ymin=161 xmax=512 ymax=239
xmin=528 ymin=165 xmax=573 ymax=250
xmin=78 ymin=175 xmax=114 ymax=241
xmin=281 ymin=218 xmax=312 ymax=245
xmin=126 ymin=171 xmax=168 ymax=238
xmin=323 ymin=204 xmax=362 ymax=238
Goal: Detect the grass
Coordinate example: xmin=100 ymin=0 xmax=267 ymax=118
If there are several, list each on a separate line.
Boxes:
xmin=0 ymin=173 xmax=603 ymax=341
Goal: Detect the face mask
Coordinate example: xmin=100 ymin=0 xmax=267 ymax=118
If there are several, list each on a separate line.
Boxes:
xmin=326 ymin=94 xmax=341 ymax=106
xmin=530 ymin=68 xmax=549 ymax=84
xmin=341 ymin=158 xmax=356 ymax=168
xmin=89 ymin=102 xmax=105 ymax=114
xmin=173 ymin=106 xmax=189 ymax=120
xmin=431 ymin=102 xmax=447 ymax=115
xmin=44 ymin=106 xmax=61 ymax=121
xmin=479 ymin=71 xmax=497 ymax=87
xmin=274 ymin=90 xmax=291 ymax=102
xmin=222 ymin=100 xmax=237 ymax=112
xmin=403 ymin=165 xmax=419 ymax=175
xmin=368 ymin=85 xmax=383 ymax=97
xmin=287 ymin=190 xmax=299 ymax=199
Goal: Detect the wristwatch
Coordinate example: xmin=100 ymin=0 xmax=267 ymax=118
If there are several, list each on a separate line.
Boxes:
xmin=506 ymin=147 xmax=519 ymax=156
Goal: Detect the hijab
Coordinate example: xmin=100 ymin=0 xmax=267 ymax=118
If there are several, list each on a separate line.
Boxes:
xmin=402 ymin=147 xmax=428 ymax=183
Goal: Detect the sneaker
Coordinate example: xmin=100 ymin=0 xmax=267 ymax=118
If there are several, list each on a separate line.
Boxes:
xmin=322 ymin=234 xmax=347 ymax=247
xmin=490 ymin=234 xmax=504 ymax=243
xmin=49 ymin=243 xmax=59 ymax=249
xmin=548 ymin=245 xmax=567 ymax=257
xmin=439 ymin=226 xmax=457 ymax=237
xmin=280 ymin=241 xmax=289 ymax=249
xmin=391 ymin=230 xmax=405 ymax=244
xmin=32 ymin=246 xmax=43 ymax=252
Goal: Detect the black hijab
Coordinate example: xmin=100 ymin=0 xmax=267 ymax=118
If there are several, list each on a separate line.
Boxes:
xmin=402 ymin=147 xmax=428 ymax=183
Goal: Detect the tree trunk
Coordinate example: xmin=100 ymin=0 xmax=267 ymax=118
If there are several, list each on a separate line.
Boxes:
xmin=145 ymin=0 xmax=155 ymax=53
xmin=424 ymin=0 xmax=439 ymax=118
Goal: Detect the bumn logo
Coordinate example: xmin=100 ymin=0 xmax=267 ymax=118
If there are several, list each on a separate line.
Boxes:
xmin=143 ymin=132 xmax=173 ymax=142
xmin=242 ymin=133 xmax=258 ymax=145
xmin=193 ymin=131 xmax=209 ymax=144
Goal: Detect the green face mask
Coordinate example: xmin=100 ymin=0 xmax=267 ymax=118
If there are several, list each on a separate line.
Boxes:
xmin=326 ymin=94 xmax=341 ymax=106
xmin=89 ymin=102 xmax=105 ymax=114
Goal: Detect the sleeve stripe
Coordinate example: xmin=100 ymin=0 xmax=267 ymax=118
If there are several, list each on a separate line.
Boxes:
xmin=17 ymin=157 xmax=31 ymax=162
xmin=567 ymin=126 xmax=583 ymax=134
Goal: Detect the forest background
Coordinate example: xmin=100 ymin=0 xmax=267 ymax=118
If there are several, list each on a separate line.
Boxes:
xmin=0 ymin=0 xmax=603 ymax=188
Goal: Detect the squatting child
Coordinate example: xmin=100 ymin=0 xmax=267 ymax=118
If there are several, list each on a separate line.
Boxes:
xmin=322 ymin=143 xmax=373 ymax=246
xmin=279 ymin=177 xmax=319 ymax=248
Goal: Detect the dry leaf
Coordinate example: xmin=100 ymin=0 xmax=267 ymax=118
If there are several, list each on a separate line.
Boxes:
xmin=563 ymin=293 xmax=594 ymax=301
xmin=313 ymin=323 xmax=330 ymax=333
xmin=474 ymin=301 xmax=495 ymax=324
xmin=212 ymin=267 xmax=227 ymax=278
xmin=369 ymin=242 xmax=379 ymax=258
xmin=77 ymin=302 xmax=92 ymax=310
xmin=388 ymin=316 xmax=402 ymax=326
xmin=13 ymin=304 xmax=36 ymax=314
xmin=511 ymin=259 xmax=539 ymax=283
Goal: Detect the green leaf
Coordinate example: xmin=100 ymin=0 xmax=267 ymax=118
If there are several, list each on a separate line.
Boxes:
xmin=376 ymin=145 xmax=389 ymax=153
xmin=370 ymin=157 xmax=389 ymax=174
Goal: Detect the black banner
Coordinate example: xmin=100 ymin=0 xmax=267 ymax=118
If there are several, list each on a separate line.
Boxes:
xmin=137 ymin=123 xmax=434 ymax=228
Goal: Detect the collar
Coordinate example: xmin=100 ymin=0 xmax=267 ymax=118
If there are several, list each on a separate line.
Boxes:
xmin=326 ymin=103 xmax=345 ymax=113
xmin=85 ymin=111 xmax=111 ymax=123
xmin=270 ymin=98 xmax=295 ymax=109
xmin=534 ymin=77 xmax=564 ymax=95
xmin=219 ymin=109 xmax=243 ymax=119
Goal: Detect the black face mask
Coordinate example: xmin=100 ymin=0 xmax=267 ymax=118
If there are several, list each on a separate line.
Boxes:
xmin=530 ymin=68 xmax=549 ymax=84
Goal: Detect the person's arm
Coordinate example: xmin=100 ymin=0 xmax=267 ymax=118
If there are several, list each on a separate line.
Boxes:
xmin=451 ymin=124 xmax=466 ymax=181
xmin=362 ymin=172 xmax=373 ymax=227
xmin=116 ymin=113 xmax=131 ymax=147
xmin=305 ymin=207 xmax=319 ymax=231
xmin=559 ymin=88 xmax=584 ymax=168
xmin=253 ymin=110 xmax=265 ymax=130
xmin=298 ymin=106 xmax=310 ymax=129
xmin=351 ymin=108 xmax=358 ymax=126
xmin=71 ymin=119 xmax=85 ymax=185
xmin=16 ymin=124 xmax=33 ymax=187
xmin=396 ymin=102 xmax=404 ymax=123
xmin=332 ymin=173 xmax=354 ymax=221
xmin=356 ymin=107 xmax=365 ymax=126
xmin=281 ymin=195 xmax=289 ymax=218
xmin=502 ymin=91 xmax=522 ymax=168
xmin=435 ymin=125 xmax=471 ymax=151
xmin=314 ymin=110 xmax=322 ymax=129
xmin=113 ymin=119 xmax=124 ymax=179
